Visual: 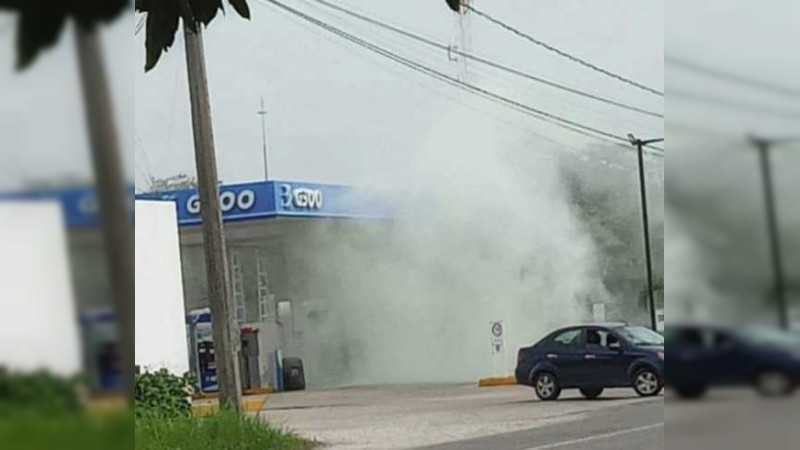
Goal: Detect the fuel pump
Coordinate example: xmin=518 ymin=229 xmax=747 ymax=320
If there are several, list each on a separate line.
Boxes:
xmin=80 ymin=309 xmax=122 ymax=392
xmin=187 ymin=309 xmax=218 ymax=393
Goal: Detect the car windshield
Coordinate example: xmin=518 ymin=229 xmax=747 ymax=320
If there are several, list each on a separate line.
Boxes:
xmin=615 ymin=326 xmax=664 ymax=346
xmin=737 ymin=327 xmax=800 ymax=350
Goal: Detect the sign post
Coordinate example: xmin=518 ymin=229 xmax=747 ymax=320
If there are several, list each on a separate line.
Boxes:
xmin=490 ymin=321 xmax=506 ymax=377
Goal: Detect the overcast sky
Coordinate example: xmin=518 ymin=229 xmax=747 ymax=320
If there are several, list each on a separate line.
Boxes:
xmin=0 ymin=1 xmax=666 ymax=192
xmin=0 ymin=10 xmax=133 ymax=191
xmin=130 ymin=0 xmax=665 ymax=191
xmin=0 ymin=1 xmax=796 ymax=196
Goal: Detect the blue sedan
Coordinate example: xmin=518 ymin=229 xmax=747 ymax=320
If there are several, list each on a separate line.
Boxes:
xmin=666 ymin=324 xmax=800 ymax=399
xmin=515 ymin=324 xmax=664 ymax=400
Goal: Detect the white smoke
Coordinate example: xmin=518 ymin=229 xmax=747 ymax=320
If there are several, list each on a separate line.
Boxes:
xmin=296 ymin=105 xmax=612 ymax=387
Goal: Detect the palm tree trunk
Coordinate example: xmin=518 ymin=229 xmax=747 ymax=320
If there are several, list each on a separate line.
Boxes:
xmin=74 ymin=25 xmax=135 ymax=404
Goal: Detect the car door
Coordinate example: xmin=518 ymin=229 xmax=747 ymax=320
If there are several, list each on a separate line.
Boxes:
xmin=702 ymin=330 xmax=752 ymax=386
xmin=549 ymin=328 xmax=587 ymax=387
xmin=584 ymin=328 xmax=631 ymax=386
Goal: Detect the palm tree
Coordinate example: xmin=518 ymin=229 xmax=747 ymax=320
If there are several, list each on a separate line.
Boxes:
xmin=0 ymin=1 xmax=134 ymax=402
xmin=136 ymin=0 xmax=250 ymax=71
xmin=136 ymin=0 xmax=252 ymax=412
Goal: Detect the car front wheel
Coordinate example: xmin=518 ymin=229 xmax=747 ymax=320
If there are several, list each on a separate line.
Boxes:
xmin=534 ymin=372 xmax=561 ymax=401
xmin=755 ymin=370 xmax=795 ymax=398
xmin=673 ymin=384 xmax=707 ymax=400
xmin=579 ymin=387 xmax=604 ymax=399
xmin=633 ymin=368 xmax=663 ymax=397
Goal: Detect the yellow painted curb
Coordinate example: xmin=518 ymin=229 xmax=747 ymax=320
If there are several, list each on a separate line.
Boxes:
xmin=84 ymin=394 xmax=128 ymax=416
xmin=192 ymin=387 xmax=277 ymax=400
xmin=191 ymin=396 xmax=267 ymax=417
xmin=478 ymin=376 xmax=517 ymax=387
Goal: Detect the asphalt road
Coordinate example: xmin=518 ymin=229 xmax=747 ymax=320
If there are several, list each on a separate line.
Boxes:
xmin=259 ymin=384 xmax=663 ymax=449
xmin=410 ymin=398 xmax=663 ymax=450
xmin=665 ymin=389 xmax=800 ymax=450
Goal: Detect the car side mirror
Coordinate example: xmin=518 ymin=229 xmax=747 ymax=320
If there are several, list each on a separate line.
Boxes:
xmin=608 ymin=342 xmax=623 ymax=352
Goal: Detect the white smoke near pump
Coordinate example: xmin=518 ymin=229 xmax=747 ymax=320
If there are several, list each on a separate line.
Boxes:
xmin=295 ymin=107 xmax=612 ymax=387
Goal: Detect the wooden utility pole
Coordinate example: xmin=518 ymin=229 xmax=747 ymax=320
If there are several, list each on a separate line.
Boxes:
xmin=750 ymin=137 xmax=797 ymax=329
xmin=628 ymin=135 xmax=664 ymax=331
xmin=183 ymin=23 xmax=243 ymax=412
xmin=74 ymin=26 xmax=135 ymax=403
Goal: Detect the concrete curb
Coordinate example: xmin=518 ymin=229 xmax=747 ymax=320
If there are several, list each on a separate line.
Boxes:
xmin=192 ymin=396 xmax=268 ymax=417
xmin=478 ymin=376 xmax=517 ymax=387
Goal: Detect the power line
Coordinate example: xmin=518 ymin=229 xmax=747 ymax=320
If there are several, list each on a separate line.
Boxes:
xmin=670 ymin=88 xmax=800 ymax=120
xmin=464 ymin=4 xmax=664 ymax=97
xmin=258 ymin=0 xmax=663 ymax=157
xmin=666 ymin=55 xmax=800 ymax=98
xmin=135 ymin=14 xmax=146 ymax=36
xmin=278 ymin=6 xmax=640 ymax=167
xmin=303 ymin=0 xmax=663 ymax=119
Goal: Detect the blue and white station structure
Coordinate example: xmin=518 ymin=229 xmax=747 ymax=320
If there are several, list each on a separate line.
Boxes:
xmin=138 ymin=180 xmax=394 ymax=392
xmin=4 ymin=180 xmax=394 ymax=392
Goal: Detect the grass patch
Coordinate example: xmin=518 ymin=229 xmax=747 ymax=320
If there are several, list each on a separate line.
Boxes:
xmin=135 ymin=410 xmax=314 ymax=450
xmin=0 ymin=411 xmax=134 ymax=450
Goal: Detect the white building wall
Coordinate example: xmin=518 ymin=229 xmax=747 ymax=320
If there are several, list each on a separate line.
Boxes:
xmin=135 ymin=200 xmax=189 ymax=375
xmin=0 ymin=202 xmax=81 ymax=376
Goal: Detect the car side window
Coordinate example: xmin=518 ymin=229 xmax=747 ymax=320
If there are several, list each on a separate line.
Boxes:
xmin=710 ymin=331 xmax=737 ymax=350
xmin=586 ymin=329 xmax=619 ymax=350
xmin=553 ymin=329 xmax=583 ymax=348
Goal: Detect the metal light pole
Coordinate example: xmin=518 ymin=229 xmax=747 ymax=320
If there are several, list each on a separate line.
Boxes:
xmin=257 ymin=97 xmax=269 ymax=181
xmin=749 ymin=136 xmax=799 ymax=330
xmin=629 ymin=135 xmax=664 ymax=331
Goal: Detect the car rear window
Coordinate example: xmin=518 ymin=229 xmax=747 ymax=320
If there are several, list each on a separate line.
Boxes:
xmin=553 ymin=329 xmax=582 ymax=347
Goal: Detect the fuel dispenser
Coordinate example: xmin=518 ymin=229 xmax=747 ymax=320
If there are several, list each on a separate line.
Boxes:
xmin=240 ymin=328 xmax=261 ymax=391
xmin=187 ymin=309 xmax=218 ymax=393
xmin=80 ymin=309 xmax=122 ymax=392
xmin=186 ymin=307 xmax=305 ymax=393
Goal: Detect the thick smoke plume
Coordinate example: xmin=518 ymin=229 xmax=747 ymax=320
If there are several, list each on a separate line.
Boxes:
xmin=294 ymin=111 xmax=634 ymax=386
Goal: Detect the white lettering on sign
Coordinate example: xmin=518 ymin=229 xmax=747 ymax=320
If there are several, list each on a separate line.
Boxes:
xmin=186 ymin=189 xmax=256 ymax=216
xmin=280 ymin=184 xmax=324 ymax=210
xmin=79 ymin=192 xmax=136 ymax=216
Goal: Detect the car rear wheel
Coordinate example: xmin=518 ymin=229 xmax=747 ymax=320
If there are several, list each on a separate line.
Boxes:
xmin=674 ymin=385 xmax=708 ymax=400
xmin=534 ymin=372 xmax=561 ymax=401
xmin=579 ymin=387 xmax=604 ymax=399
xmin=755 ymin=370 xmax=795 ymax=398
xmin=633 ymin=368 xmax=662 ymax=397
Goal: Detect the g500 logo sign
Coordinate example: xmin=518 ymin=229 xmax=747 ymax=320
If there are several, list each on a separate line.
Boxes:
xmin=79 ymin=192 xmax=135 ymax=215
xmin=186 ymin=190 xmax=256 ymax=215
xmin=280 ymin=184 xmax=324 ymax=210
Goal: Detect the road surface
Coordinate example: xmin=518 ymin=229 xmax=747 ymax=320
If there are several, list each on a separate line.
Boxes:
xmin=411 ymin=398 xmax=662 ymax=450
xmin=258 ymin=384 xmax=663 ymax=449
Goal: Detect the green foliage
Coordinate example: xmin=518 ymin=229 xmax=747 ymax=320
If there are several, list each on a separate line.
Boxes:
xmin=445 ymin=0 xmax=461 ymax=13
xmin=0 ymin=1 xmax=130 ymax=69
xmin=0 ymin=370 xmax=80 ymax=418
xmin=0 ymin=411 xmax=134 ymax=450
xmin=134 ymin=369 xmax=194 ymax=419
xmin=136 ymin=0 xmax=251 ymax=71
xmin=136 ymin=410 xmax=313 ymax=450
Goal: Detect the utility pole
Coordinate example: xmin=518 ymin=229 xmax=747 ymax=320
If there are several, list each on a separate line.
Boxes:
xmin=628 ymin=135 xmax=664 ymax=331
xmin=257 ymin=98 xmax=269 ymax=180
xmin=183 ymin=22 xmax=242 ymax=412
xmin=74 ymin=26 xmax=135 ymax=403
xmin=749 ymin=136 xmax=798 ymax=330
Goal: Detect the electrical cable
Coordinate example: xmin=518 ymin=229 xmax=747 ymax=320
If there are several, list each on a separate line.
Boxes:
xmin=670 ymin=88 xmax=800 ymax=119
xmin=136 ymin=14 xmax=146 ymax=36
xmin=667 ymin=55 xmax=800 ymax=98
xmin=258 ymin=0 xmax=664 ymax=156
xmin=303 ymin=0 xmax=663 ymax=119
xmin=465 ymin=4 xmax=664 ymax=97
